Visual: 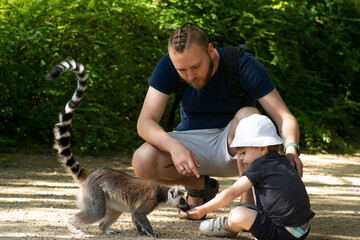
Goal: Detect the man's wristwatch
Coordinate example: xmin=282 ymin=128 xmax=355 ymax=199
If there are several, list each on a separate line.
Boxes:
xmin=284 ymin=142 xmax=300 ymax=156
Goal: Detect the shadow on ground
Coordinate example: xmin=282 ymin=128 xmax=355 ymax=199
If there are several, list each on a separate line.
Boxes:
xmin=0 ymin=152 xmax=359 ymax=239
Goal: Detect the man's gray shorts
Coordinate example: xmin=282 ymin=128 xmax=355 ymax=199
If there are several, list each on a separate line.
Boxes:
xmin=168 ymin=121 xmax=238 ymax=177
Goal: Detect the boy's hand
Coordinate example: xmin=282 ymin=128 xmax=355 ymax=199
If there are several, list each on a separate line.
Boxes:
xmin=186 ymin=207 xmax=206 ymax=220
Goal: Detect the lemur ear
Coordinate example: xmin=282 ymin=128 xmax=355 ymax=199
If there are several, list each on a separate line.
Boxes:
xmin=169 ymin=186 xmax=181 ymax=198
xmin=169 ymin=187 xmax=175 ymax=198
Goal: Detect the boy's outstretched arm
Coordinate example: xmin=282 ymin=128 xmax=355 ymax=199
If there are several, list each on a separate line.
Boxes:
xmin=186 ymin=176 xmax=253 ymax=219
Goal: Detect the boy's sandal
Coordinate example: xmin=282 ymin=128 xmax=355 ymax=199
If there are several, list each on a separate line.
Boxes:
xmin=178 ymin=176 xmax=219 ymax=220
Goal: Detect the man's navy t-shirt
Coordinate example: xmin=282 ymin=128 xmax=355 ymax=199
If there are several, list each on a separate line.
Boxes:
xmin=148 ymin=46 xmax=275 ymax=131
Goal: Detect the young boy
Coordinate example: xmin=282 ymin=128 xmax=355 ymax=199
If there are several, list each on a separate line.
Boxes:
xmin=186 ymin=114 xmax=314 ymax=240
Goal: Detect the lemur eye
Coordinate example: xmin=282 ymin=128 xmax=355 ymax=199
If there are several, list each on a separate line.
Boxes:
xmin=180 ymin=198 xmax=185 ymax=204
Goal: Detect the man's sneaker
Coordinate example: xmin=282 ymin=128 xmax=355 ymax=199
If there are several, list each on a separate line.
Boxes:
xmin=199 ymin=216 xmax=238 ymax=238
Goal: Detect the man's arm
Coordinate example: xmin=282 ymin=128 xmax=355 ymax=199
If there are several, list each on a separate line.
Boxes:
xmin=137 ymin=86 xmax=200 ymax=177
xmin=258 ymin=88 xmax=303 ymax=177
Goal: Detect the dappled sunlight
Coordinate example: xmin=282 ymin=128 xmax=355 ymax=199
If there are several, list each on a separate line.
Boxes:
xmin=313 ymin=209 xmax=360 ymax=218
xmin=1 ymin=153 xmax=359 ymax=239
xmin=304 ymin=175 xmax=360 ymax=186
xmin=0 ymin=193 xmax=75 ymax=201
xmin=306 ymin=185 xmax=359 ymax=196
xmin=309 ymin=233 xmax=360 ymax=240
xmin=0 ymin=207 xmax=72 ymax=222
xmin=0 ymin=169 xmax=78 ymax=198
xmin=300 ymin=154 xmax=360 ymax=240
xmin=0 ymin=175 xmax=79 ymax=217
xmin=0 ymin=178 xmax=76 ymax=187
xmin=0 ymin=230 xmax=83 ymax=239
xmin=302 ymin=154 xmax=360 ymax=177
xmin=0 ymin=208 xmax=77 ymax=239
xmin=140 ymin=210 xmax=180 ymax=220
xmin=0 ymin=183 xmax=77 ymax=195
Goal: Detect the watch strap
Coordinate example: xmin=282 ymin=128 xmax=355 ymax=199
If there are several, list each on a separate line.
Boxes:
xmin=284 ymin=142 xmax=300 ymax=156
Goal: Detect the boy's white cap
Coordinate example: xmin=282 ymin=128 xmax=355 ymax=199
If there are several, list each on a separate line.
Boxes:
xmin=230 ymin=114 xmax=283 ymax=148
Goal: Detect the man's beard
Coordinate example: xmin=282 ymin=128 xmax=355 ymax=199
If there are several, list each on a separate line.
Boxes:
xmin=187 ymin=55 xmax=214 ymax=89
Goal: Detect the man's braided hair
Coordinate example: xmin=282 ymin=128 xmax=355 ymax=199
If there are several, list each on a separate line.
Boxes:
xmin=168 ymin=23 xmax=209 ymax=53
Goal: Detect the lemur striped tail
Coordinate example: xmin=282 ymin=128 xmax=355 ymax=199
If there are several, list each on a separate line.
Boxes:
xmin=46 ymin=60 xmax=89 ymax=183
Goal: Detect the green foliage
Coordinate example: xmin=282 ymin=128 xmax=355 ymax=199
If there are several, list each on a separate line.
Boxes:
xmin=0 ymin=0 xmax=359 ymax=155
xmin=0 ymin=0 xmax=162 ymax=154
xmin=0 ymin=156 xmax=13 ymax=163
xmin=0 ymin=136 xmax=16 ymax=152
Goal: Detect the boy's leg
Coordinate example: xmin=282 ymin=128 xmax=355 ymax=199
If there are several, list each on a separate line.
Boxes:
xmin=198 ymin=206 xmax=257 ymax=237
xmin=227 ymin=206 xmax=258 ymax=232
xmin=200 ymin=206 xmax=302 ymax=239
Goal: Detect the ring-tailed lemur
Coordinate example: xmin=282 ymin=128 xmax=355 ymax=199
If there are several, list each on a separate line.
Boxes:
xmin=46 ymin=60 xmax=190 ymax=238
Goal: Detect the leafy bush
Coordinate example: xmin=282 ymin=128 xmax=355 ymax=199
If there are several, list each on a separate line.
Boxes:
xmin=0 ymin=0 xmax=163 ymax=154
xmin=0 ymin=0 xmax=359 ymax=155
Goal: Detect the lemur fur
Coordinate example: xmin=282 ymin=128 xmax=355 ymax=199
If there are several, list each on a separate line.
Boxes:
xmin=46 ymin=60 xmax=190 ymax=238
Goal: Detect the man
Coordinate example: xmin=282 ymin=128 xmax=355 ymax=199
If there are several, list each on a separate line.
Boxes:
xmin=132 ymin=23 xmax=302 ymax=218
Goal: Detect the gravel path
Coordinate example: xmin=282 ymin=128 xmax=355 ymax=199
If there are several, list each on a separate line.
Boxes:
xmin=0 ymin=151 xmax=359 ymax=239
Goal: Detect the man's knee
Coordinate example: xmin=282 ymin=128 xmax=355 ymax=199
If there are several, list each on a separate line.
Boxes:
xmin=132 ymin=144 xmax=157 ymax=179
xmin=234 ymin=107 xmax=260 ymax=123
xmin=228 ymin=107 xmax=261 ymax=150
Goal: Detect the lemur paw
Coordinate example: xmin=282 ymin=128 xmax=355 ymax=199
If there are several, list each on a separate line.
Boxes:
xmin=67 ymin=223 xmax=86 ymax=235
xmin=105 ymin=229 xmax=121 ymax=235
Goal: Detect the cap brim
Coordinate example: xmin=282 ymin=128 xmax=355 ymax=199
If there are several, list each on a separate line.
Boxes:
xmin=230 ymin=136 xmax=284 ymax=148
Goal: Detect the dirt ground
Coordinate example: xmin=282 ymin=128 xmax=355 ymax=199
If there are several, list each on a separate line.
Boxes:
xmin=0 ymin=150 xmax=359 ymax=240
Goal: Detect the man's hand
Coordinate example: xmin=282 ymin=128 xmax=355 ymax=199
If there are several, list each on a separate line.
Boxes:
xmin=285 ymin=152 xmax=303 ymax=178
xmin=171 ymin=143 xmax=201 ymax=178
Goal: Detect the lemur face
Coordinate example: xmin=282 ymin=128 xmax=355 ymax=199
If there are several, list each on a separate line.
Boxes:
xmin=167 ymin=186 xmax=190 ymax=212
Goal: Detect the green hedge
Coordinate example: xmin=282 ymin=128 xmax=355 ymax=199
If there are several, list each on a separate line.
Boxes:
xmin=1 ymin=0 xmax=359 ymax=155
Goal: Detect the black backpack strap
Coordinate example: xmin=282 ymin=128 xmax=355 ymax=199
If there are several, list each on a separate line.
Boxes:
xmin=223 ymin=46 xmax=258 ymax=108
xmin=224 ymin=46 xmax=246 ymax=99
xmin=165 ymin=79 xmax=187 ymax=132
xmin=239 ymin=44 xmax=255 ymax=57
